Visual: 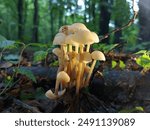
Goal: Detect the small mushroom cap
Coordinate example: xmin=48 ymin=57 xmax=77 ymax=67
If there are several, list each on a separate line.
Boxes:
xmin=52 ymin=48 xmax=62 ymax=57
xmin=45 ymin=89 xmax=66 ymax=100
xmin=53 ymin=33 xmax=66 ymax=45
xmin=91 ymin=51 xmax=106 ymax=61
xmin=57 ymin=71 xmax=70 ymax=83
xmin=91 ymin=32 xmax=99 ymax=43
xmin=79 ymin=52 xmax=92 ymax=63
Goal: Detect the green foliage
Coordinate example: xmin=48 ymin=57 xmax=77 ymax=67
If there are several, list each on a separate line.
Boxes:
xmin=33 ymin=50 xmax=48 ymax=63
xmin=119 ymin=60 xmax=126 ymax=69
xmin=50 ymin=60 xmax=59 ymax=67
xmin=135 ymin=50 xmax=150 ymax=70
xmin=35 ymin=87 xmax=46 ymax=100
xmin=0 ymin=40 xmax=16 ymax=49
xmin=111 ymin=60 xmax=126 ymax=69
xmin=93 ymin=43 xmax=118 ymax=53
xmin=119 ymin=106 xmax=144 ymax=113
xmin=15 ymin=68 xmax=37 ymax=83
xmin=112 ymin=60 xmax=117 ymax=68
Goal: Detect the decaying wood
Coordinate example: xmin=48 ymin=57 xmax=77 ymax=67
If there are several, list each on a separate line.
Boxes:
xmin=7 ymin=67 xmax=150 ymax=102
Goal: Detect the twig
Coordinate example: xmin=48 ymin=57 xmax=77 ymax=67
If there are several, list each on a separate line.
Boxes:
xmin=99 ymin=0 xmax=138 ymax=41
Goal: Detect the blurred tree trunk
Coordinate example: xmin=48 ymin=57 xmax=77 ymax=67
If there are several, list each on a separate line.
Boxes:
xmin=49 ymin=0 xmax=54 ymax=40
xmin=84 ymin=0 xmax=88 ymax=23
xmin=114 ymin=21 xmax=122 ymax=43
xmin=32 ymin=0 xmax=39 ymax=42
xmin=99 ymin=0 xmax=112 ymax=44
xmin=17 ymin=0 xmax=24 ymax=40
xmin=139 ymin=0 xmax=150 ymax=42
xmin=92 ymin=1 xmax=96 ymax=25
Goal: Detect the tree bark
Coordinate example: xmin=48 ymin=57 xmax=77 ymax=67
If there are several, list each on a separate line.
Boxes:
xmin=32 ymin=0 xmax=39 ymax=42
xmin=99 ymin=0 xmax=112 ymax=44
xmin=17 ymin=0 xmax=24 ymax=40
xmin=139 ymin=0 xmax=150 ymax=42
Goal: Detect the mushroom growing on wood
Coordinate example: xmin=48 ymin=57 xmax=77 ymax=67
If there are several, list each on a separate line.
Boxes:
xmin=54 ymin=71 xmax=70 ymax=95
xmin=85 ymin=51 xmax=105 ymax=86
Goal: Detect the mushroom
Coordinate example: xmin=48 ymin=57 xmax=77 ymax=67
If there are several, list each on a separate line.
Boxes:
xmin=85 ymin=32 xmax=99 ymax=52
xmin=85 ymin=51 xmax=105 ymax=86
xmin=52 ymin=48 xmax=64 ymax=73
xmin=45 ymin=89 xmax=66 ymax=100
xmin=55 ymin=71 xmax=70 ymax=95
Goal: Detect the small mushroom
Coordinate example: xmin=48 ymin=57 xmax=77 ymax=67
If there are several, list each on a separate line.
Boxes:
xmin=85 ymin=51 xmax=105 ymax=86
xmin=85 ymin=32 xmax=99 ymax=52
xmin=45 ymin=89 xmax=66 ymax=100
xmin=55 ymin=71 xmax=70 ymax=95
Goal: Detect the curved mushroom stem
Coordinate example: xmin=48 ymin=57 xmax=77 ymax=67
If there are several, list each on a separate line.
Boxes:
xmin=54 ymin=79 xmax=60 ymax=95
xmin=85 ymin=60 xmax=97 ymax=86
xmin=86 ymin=44 xmax=90 ymax=52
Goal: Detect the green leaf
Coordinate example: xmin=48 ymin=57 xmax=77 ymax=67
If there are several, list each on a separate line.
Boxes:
xmin=136 ymin=54 xmax=150 ymax=69
xmin=119 ymin=106 xmax=144 ymax=113
xmin=15 ymin=68 xmax=36 ymax=83
xmin=112 ymin=60 xmax=117 ymax=68
xmin=0 ymin=40 xmax=16 ymax=49
xmin=135 ymin=50 xmax=147 ymax=55
xmin=33 ymin=50 xmax=48 ymax=62
xmin=0 ymin=35 xmax=7 ymax=42
xmin=119 ymin=60 xmax=126 ymax=69
xmin=35 ymin=87 xmax=46 ymax=99
xmin=50 ymin=60 xmax=59 ymax=67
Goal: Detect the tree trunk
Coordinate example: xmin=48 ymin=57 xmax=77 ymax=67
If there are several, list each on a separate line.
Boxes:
xmin=139 ymin=0 xmax=150 ymax=42
xmin=99 ymin=0 xmax=112 ymax=44
xmin=114 ymin=21 xmax=123 ymax=43
xmin=32 ymin=0 xmax=39 ymax=42
xmin=17 ymin=0 xmax=24 ymax=40
xmin=49 ymin=0 xmax=54 ymax=40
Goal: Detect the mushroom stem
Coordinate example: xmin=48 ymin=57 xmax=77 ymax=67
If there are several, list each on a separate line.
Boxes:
xmin=68 ymin=44 xmax=72 ymax=52
xmin=75 ymin=46 xmax=79 ymax=53
xmin=86 ymin=44 xmax=90 ymax=52
xmin=54 ymin=79 xmax=60 ymax=95
xmin=76 ymin=62 xmax=82 ymax=94
xmin=85 ymin=60 xmax=97 ymax=86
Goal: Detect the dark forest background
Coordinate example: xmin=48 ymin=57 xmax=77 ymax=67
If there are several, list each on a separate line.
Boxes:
xmin=0 ymin=0 xmax=149 ymax=52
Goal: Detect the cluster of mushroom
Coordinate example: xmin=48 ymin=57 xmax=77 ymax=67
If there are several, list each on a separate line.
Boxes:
xmin=45 ymin=23 xmax=105 ymax=100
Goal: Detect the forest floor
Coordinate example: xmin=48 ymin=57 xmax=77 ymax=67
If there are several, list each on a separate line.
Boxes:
xmin=0 ymin=50 xmax=150 ymax=113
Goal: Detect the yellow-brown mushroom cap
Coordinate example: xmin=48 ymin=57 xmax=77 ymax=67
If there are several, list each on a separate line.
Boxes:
xmin=57 ymin=71 xmax=70 ymax=83
xmin=52 ymin=48 xmax=62 ymax=57
xmin=91 ymin=51 xmax=106 ymax=61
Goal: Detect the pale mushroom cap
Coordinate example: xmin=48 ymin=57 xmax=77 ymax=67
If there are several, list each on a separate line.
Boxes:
xmin=91 ymin=51 xmax=106 ymax=61
xmin=79 ymin=52 xmax=92 ymax=63
xmin=45 ymin=89 xmax=66 ymax=100
xmin=59 ymin=25 xmax=70 ymax=35
xmin=91 ymin=32 xmax=99 ymax=43
xmin=65 ymin=34 xmax=79 ymax=46
xmin=57 ymin=71 xmax=70 ymax=83
xmin=52 ymin=48 xmax=62 ymax=57
xmin=70 ymin=23 xmax=89 ymax=33
xmin=69 ymin=30 xmax=93 ymax=44
xmin=53 ymin=33 xmax=66 ymax=45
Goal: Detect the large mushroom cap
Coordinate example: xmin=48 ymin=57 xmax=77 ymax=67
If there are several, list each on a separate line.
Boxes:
xmin=57 ymin=71 xmax=70 ymax=83
xmin=91 ymin=51 xmax=106 ymax=61
xmin=65 ymin=34 xmax=79 ymax=46
xmin=53 ymin=33 xmax=66 ymax=45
